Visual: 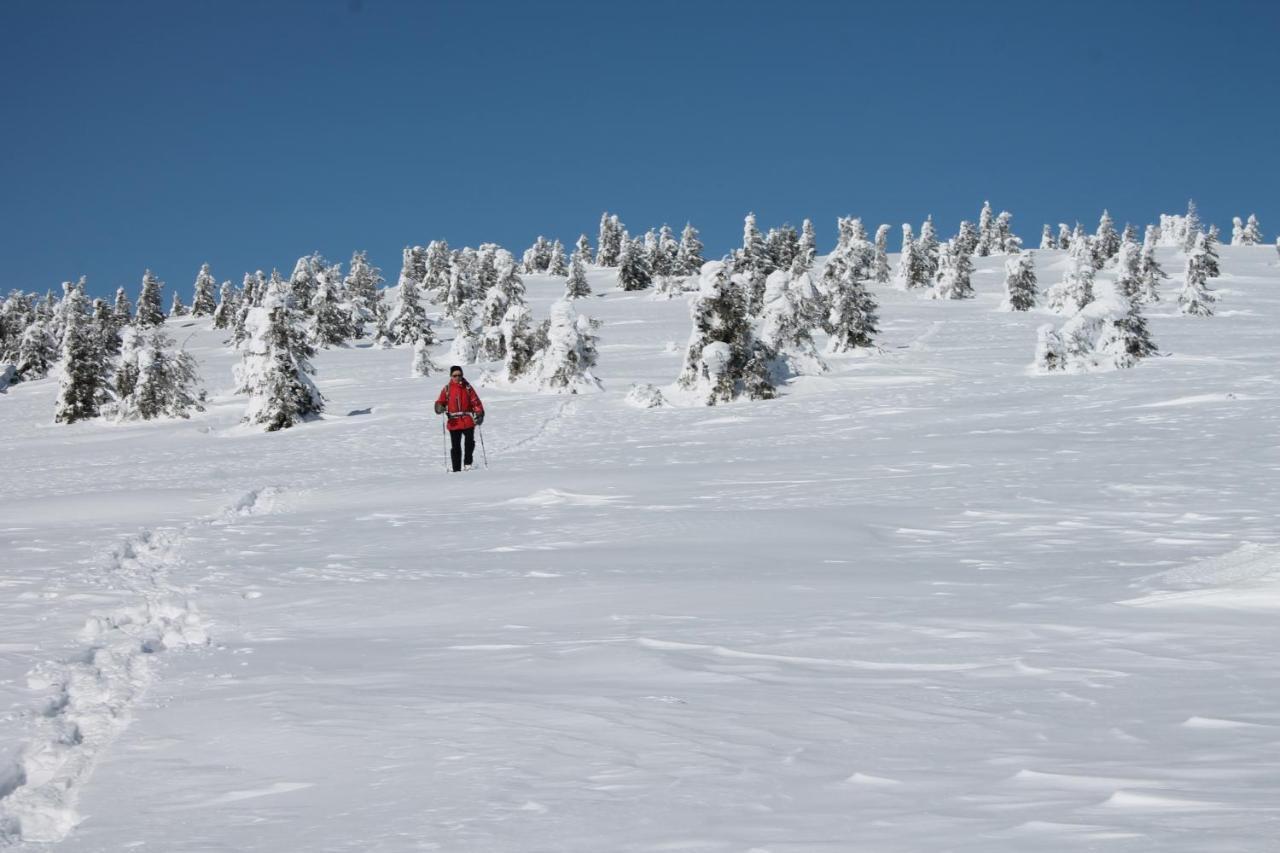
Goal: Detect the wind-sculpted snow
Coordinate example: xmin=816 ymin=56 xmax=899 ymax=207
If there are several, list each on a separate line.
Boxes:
xmin=0 ymin=249 xmax=1278 ymax=850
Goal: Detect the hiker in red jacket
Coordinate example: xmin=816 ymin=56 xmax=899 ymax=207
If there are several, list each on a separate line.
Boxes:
xmin=434 ymin=365 xmax=485 ymax=472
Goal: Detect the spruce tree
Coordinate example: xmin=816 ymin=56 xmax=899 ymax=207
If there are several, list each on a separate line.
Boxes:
xmin=54 ymin=286 xmax=109 ymax=423
xmin=574 ymin=233 xmax=592 ymax=267
xmin=311 ymin=267 xmax=355 ymax=347
xmin=191 ymin=263 xmax=218 ymax=316
xmin=565 ymin=250 xmax=592 ymax=299
xmin=1093 ymin=210 xmax=1120 ymax=267
xmin=412 ymin=336 xmax=438 ymax=378
xmin=659 ymin=225 xmax=680 ymax=276
xmin=676 ymin=223 xmax=705 ymax=276
xmin=169 ymin=291 xmax=188 ymax=318
xmin=917 ymin=217 xmax=940 ymax=282
xmin=739 ymin=212 xmax=768 ymax=274
xmin=120 ymin=329 xmax=204 ymax=420
xmin=235 ymin=280 xmax=324 ymax=431
xmin=798 ymin=219 xmax=817 ymax=270
xmin=765 ymin=223 xmax=800 ymax=272
xmin=678 ymin=261 xmax=776 ymax=405
xmin=392 ymin=276 xmax=432 ymax=346
xmin=213 ymin=281 xmax=238 ymax=330
xmin=288 ymin=255 xmax=320 ymax=309
xmin=1231 ymin=217 xmax=1245 ymax=246
xmin=1183 ymin=199 xmax=1202 ymax=251
xmin=976 ymin=201 xmax=996 ymax=256
xmin=1138 ymin=224 xmax=1167 ymax=302
xmin=135 ymin=270 xmax=166 ymax=328
xmin=872 ymin=224 xmax=891 ymax=284
xmin=1203 ymin=224 xmax=1222 ymax=277
xmin=1000 ymin=251 xmax=1038 ymax=311
xmin=618 ymin=236 xmax=653 ymax=291
xmin=596 ymin=213 xmax=623 ymax=266
xmin=1178 ymin=233 xmax=1216 ymax=316
xmin=893 ymin=224 xmax=920 ymax=290
xmin=535 ymin=299 xmax=602 ymax=392
xmin=995 ymin=211 xmax=1019 ymax=253
xmin=955 ymin=220 xmax=980 ymax=257
xmin=931 ymin=240 xmax=975 ymax=300
xmin=1242 ymin=214 xmax=1263 ymax=245
xmin=548 ymin=239 xmax=568 ymax=276
xmin=499 ymin=302 xmax=538 ymax=379
xmin=824 ymin=242 xmax=880 ymax=350
xmin=1041 ymin=224 xmax=1056 ymax=249
xmin=1046 ymin=237 xmax=1096 ymax=314
xmin=759 ymin=269 xmax=824 ymax=366
xmin=92 ymin=298 xmax=121 ymax=356
xmin=16 ymin=317 xmax=57 ymax=380
xmin=1100 ymin=281 xmax=1158 ymax=368
xmin=1114 ymin=232 xmax=1143 ymax=302
xmin=343 ymin=250 xmax=383 ymax=334
xmin=1057 ymin=223 xmax=1072 ymax=249
xmin=113 ymin=287 xmax=133 ymax=326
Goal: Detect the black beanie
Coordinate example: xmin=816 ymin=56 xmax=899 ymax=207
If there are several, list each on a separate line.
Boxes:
xmin=449 ymin=365 xmax=463 ymax=375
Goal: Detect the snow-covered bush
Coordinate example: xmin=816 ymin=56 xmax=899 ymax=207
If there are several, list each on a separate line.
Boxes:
xmin=1034 ymin=280 xmax=1156 ymax=373
xmin=625 ymin=383 xmax=666 ymax=408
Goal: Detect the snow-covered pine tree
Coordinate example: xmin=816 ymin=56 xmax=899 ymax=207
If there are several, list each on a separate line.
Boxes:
xmin=54 ymin=285 xmax=110 ymax=423
xmin=372 ymin=295 xmax=395 ymax=349
xmin=1183 ymin=199 xmax=1202 ymax=251
xmin=447 ymin=297 xmax=480 ymax=364
xmin=119 ymin=328 xmax=204 ymax=420
xmin=1093 ymin=210 xmax=1120 ymax=267
xmin=548 ymin=239 xmax=568 ymax=276
xmin=1204 ymin=224 xmax=1222 ymax=277
xmin=931 ymin=240 xmax=975 ymax=300
xmin=343 ymin=250 xmax=382 ymax=336
xmin=1114 ymin=231 xmax=1143 ymax=303
xmin=797 ymin=219 xmax=817 ymax=269
xmin=739 ymin=212 xmax=769 ymax=274
xmin=872 ymin=224 xmax=891 ymax=284
xmin=91 ymin=298 xmax=121 ymax=356
xmin=995 ymin=211 xmax=1019 ymax=253
xmin=422 ymin=240 xmax=451 ymax=298
xmin=135 ymin=270 xmax=166 ymax=328
xmin=310 ymin=265 xmax=355 ymax=347
xmin=288 ymin=255 xmax=321 ymax=310
xmin=1041 ymin=224 xmax=1056 ymax=249
xmin=596 ymin=213 xmax=623 ymax=267
xmin=1138 ymin=224 xmax=1167 ymax=302
xmin=1242 ymin=214 xmax=1263 ymax=245
xmin=212 ymin=281 xmax=238 ymax=330
xmin=15 ymin=317 xmax=57 ymax=380
xmin=169 ymin=291 xmax=188 ymax=318
xmin=824 ymin=242 xmax=880 ymax=350
xmin=1178 ymin=232 xmax=1216 ymax=316
xmin=1057 ymin=223 xmax=1072 ymax=250
xmin=976 ymin=201 xmax=996 ymax=256
xmin=645 ymin=229 xmax=672 ymax=280
xmin=113 ymin=325 xmax=142 ymax=403
xmin=112 ymin=286 xmax=133 ymax=326
xmin=677 ymin=261 xmax=777 ymax=405
xmin=1046 ymin=235 xmax=1096 ymax=314
xmin=955 ymin=220 xmax=980 ymax=257
xmin=574 ymin=233 xmax=592 ymax=267
xmin=235 ymin=279 xmax=324 ymax=431
xmin=618 ymin=236 xmax=653 ymax=291
xmin=1122 ymin=222 xmax=1138 ymax=245
xmin=565 ymin=249 xmax=592 ymax=299
xmin=191 ymin=264 xmax=217 ymax=317
xmin=534 ymin=299 xmax=602 ymax=393
xmin=481 ymin=250 xmax=524 ymax=359
xmin=917 ymin=216 xmax=940 ymax=282
xmin=1100 ymin=281 xmax=1158 ymax=368
xmin=765 ymin=223 xmax=800 ymax=272
xmin=658 ymin=225 xmax=680 ymax=276
xmin=392 ymin=276 xmax=432 ymax=346
xmin=1000 ymin=251 xmax=1038 ymax=311
xmin=498 ymin=301 xmax=537 ymax=380
xmin=412 ymin=335 xmax=438 ymax=378
xmin=676 ymin=222 xmax=705 ymax=276
xmin=758 ymin=269 xmax=826 ymax=373
xmin=1231 ymin=216 xmax=1245 ymax=246
xmin=893 ymin=224 xmax=920 ymax=289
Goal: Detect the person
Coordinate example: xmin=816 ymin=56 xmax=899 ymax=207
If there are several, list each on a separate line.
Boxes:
xmin=434 ymin=365 xmax=485 ymax=472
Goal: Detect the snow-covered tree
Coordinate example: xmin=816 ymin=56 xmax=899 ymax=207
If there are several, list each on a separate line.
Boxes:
xmin=758 ymin=269 xmax=826 ymax=372
xmin=169 ymin=291 xmax=188 ymax=318
xmin=1231 ymin=216 xmax=1246 ymax=246
xmin=1000 ymin=251 xmax=1038 ymax=311
xmin=564 ymin=250 xmax=592 ymax=299
xmin=1203 ymin=224 xmax=1222 ymax=277
xmin=1035 ymin=280 xmax=1156 ymax=373
xmin=235 ymin=280 xmax=324 ymax=431
xmin=534 ymin=299 xmax=602 ymax=393
xmin=343 ymin=250 xmax=382 ymax=334
xmin=212 ymin=281 xmax=238 ymax=330
xmin=822 ymin=227 xmax=880 ymax=349
xmin=893 ymin=224 xmax=923 ymax=290
xmin=15 ymin=317 xmax=57 ymax=380
xmin=135 ymin=270 xmax=165 ymax=328
xmin=392 ymin=275 xmax=433 ymax=347
xmin=1114 ymin=232 xmax=1143 ymax=303
xmin=288 ymin=255 xmax=321 ymax=310
xmin=596 ymin=213 xmax=624 ymax=266
xmin=1057 ymin=223 xmax=1072 ymax=249
xmin=423 ymin=240 xmax=451 ymax=298
xmin=447 ymin=297 xmax=480 ymax=364
xmin=872 ymin=224 xmax=891 ymax=284
xmin=411 ymin=336 xmax=437 ymax=378
xmin=112 ymin=287 xmax=133 ymax=326
xmin=1242 ymin=214 xmax=1263 ymax=245
xmin=797 ymin=218 xmax=817 ymax=270
xmin=574 ymin=233 xmax=592 ymax=267
xmin=310 ymin=265 xmax=355 ymax=347
xmin=931 ymin=240 xmax=975 ymax=300
xmin=1046 ymin=236 xmax=1096 ymax=315
xmin=995 ymin=211 xmax=1020 ymax=253
xmin=372 ymin=295 xmax=394 ymax=350
xmin=1040 ymin=224 xmax=1056 ymax=250
xmin=548 ymin=239 xmax=568 ymax=276
xmin=676 ymin=222 xmax=705 ymax=276
xmin=190 ymin=264 xmax=217 ymax=317
xmin=114 ymin=328 xmax=204 ymax=420
xmin=738 ymin=212 xmax=769 ymax=274
xmin=955 ymin=220 xmax=980 ymax=257
xmin=91 ymin=298 xmax=121 ymax=356
xmin=677 ymin=261 xmax=777 ymax=405
xmin=498 ymin=301 xmax=538 ymax=380
xmin=481 ymin=250 xmax=525 ymax=360
xmin=976 ymin=201 xmax=996 ymax=256
xmin=765 ymin=223 xmax=800 ymax=272
xmin=1183 ymin=199 xmax=1202 ymax=251
xmin=1093 ymin=209 xmax=1120 ymax=267
xmin=522 ymin=236 xmax=552 ymax=273
xmin=618 ymin=236 xmax=653 ymax=291
xmin=917 ymin=216 xmax=940 ymax=282
xmin=1138 ymin=224 xmax=1167 ymax=302
xmin=54 ymin=286 xmax=110 ymax=423
xmin=1178 ymin=232 xmax=1216 ymax=316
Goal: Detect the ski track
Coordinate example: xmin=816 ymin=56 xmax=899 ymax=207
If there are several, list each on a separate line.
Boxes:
xmin=0 ymin=487 xmax=281 ymax=846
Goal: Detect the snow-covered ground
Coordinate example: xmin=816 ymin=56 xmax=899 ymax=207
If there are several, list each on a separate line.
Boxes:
xmin=2 ymin=247 xmax=1278 ymax=851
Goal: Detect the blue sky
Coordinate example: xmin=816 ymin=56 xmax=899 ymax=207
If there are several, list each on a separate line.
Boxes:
xmin=2 ymin=0 xmax=1278 ymax=298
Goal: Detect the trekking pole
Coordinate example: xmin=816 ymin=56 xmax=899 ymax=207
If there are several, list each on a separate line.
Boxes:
xmin=477 ymin=421 xmax=489 ymax=469
xmin=441 ymin=416 xmax=450 ymax=473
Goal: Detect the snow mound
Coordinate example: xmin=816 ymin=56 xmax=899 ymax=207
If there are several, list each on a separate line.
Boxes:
xmin=625 ymin=383 xmax=667 ymax=408
xmin=1121 ymin=543 xmax=1280 ymax=610
xmin=505 ymin=489 xmax=624 ymax=507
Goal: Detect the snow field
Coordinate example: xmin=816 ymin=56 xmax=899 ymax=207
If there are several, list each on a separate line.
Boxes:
xmin=1 ymin=247 xmax=1279 ymax=851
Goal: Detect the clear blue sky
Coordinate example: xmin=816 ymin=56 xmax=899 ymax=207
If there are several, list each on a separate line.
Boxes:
xmin=2 ymin=0 xmax=1277 ymax=299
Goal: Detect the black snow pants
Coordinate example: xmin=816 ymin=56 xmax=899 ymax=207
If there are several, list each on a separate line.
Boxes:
xmin=450 ymin=428 xmax=475 ymax=472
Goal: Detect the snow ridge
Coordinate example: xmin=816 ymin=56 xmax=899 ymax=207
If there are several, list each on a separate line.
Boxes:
xmin=0 ymin=487 xmax=281 ymax=846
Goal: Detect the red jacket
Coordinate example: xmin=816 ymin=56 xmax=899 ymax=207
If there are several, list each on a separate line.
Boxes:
xmin=436 ymin=380 xmax=484 ymax=431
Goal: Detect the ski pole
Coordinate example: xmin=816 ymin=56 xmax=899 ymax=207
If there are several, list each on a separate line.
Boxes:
xmin=441 ymin=416 xmax=450 ymax=473
xmin=477 ymin=422 xmax=489 ymax=469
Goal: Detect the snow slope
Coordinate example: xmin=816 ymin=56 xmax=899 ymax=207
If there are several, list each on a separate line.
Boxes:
xmin=2 ymin=247 xmax=1278 ymax=851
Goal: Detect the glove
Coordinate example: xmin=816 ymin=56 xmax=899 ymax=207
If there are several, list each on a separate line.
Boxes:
xmin=434 ymin=402 xmax=445 ymax=415
xmin=474 ymin=411 xmax=484 ymax=426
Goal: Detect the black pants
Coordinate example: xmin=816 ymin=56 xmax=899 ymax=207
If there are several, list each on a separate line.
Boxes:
xmin=449 ymin=428 xmax=475 ymax=471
